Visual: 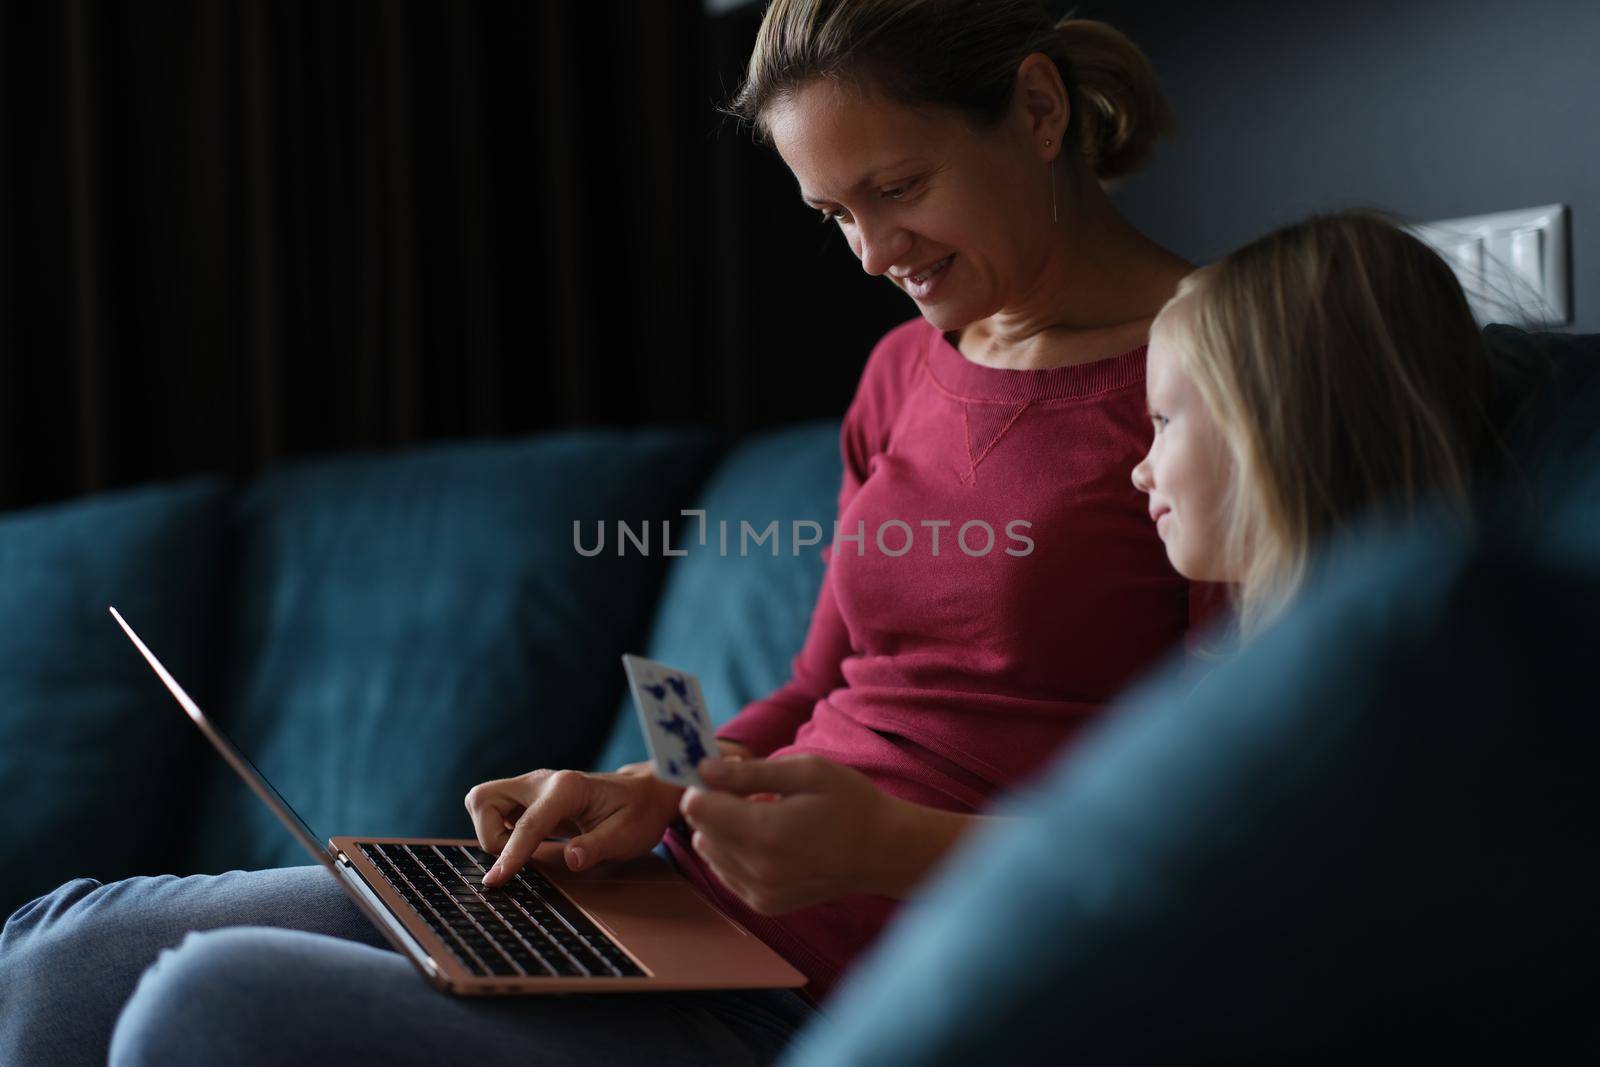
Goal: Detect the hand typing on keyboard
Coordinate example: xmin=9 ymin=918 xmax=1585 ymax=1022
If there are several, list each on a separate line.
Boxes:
xmin=463 ymin=739 xmax=754 ymax=887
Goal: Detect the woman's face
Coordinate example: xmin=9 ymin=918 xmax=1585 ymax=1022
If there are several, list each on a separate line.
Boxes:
xmin=1131 ymin=295 xmax=1239 ymax=582
xmin=765 ymin=78 xmax=1054 ymax=333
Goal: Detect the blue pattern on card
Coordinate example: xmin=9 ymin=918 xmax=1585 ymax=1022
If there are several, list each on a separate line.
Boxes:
xmin=654 ymin=672 xmax=710 ymax=768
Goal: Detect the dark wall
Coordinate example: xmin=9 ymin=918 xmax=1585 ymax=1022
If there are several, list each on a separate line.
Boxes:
xmin=703 ymin=5 xmax=914 ymax=436
xmin=1095 ymin=0 xmax=1599 ymax=333
xmin=0 ymin=1 xmax=724 ymax=510
xmin=8 ymin=0 xmax=1591 ymax=512
xmin=0 ymin=1 xmax=909 ymax=513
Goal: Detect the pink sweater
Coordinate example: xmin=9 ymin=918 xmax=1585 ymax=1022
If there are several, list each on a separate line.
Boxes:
xmin=662 ymin=317 xmax=1215 ymax=1007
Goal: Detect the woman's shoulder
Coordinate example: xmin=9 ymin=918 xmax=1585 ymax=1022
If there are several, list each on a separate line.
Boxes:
xmin=867 ymin=314 xmax=936 ymax=371
xmin=839 ymin=316 xmax=935 ymax=470
xmin=854 ymin=316 xmax=935 ymax=407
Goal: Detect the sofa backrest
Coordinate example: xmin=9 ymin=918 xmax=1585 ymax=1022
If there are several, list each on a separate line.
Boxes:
xmin=0 ymin=479 xmax=230 ymax=918
xmin=188 ymin=429 xmax=721 ymax=873
xmin=592 ymin=420 xmax=842 ymax=771
xmin=0 ymin=428 xmax=723 ymax=916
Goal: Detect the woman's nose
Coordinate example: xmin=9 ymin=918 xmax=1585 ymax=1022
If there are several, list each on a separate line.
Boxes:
xmin=855 ymin=221 xmax=912 ymax=277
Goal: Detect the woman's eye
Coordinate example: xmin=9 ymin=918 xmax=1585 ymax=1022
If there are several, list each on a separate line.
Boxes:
xmin=818 ymin=207 xmax=851 ymax=225
xmin=880 ymin=180 xmax=916 ymax=201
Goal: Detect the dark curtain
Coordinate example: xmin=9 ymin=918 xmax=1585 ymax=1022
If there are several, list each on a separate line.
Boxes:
xmin=0 ymin=0 xmax=910 ymax=512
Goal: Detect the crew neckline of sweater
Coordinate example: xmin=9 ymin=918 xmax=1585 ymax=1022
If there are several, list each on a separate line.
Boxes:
xmin=928 ymin=323 xmax=1148 ymax=404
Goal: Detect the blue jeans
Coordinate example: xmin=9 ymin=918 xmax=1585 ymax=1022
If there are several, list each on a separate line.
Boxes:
xmin=0 ymin=844 xmax=818 ymax=1066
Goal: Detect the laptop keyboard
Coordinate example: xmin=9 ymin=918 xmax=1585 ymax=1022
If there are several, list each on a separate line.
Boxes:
xmin=359 ymin=842 xmax=645 ymax=979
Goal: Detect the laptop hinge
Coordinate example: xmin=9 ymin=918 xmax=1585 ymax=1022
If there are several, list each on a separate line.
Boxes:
xmin=335 ymin=850 xmax=438 ymax=979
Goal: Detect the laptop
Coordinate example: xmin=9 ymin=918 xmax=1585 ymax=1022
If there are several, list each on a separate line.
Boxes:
xmin=109 ymin=606 xmax=806 ymax=996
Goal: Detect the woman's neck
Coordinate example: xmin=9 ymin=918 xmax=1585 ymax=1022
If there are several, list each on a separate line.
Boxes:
xmin=955 ymin=197 xmax=1193 ymax=371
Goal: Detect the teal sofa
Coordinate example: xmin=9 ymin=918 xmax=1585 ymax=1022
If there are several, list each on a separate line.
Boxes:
xmin=0 ymin=421 xmax=841 ymax=910
xmin=2 ymin=326 xmax=1596 ymax=1060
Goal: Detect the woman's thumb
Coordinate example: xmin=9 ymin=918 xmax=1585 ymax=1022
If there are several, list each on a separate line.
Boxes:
xmin=563 ymin=818 xmax=628 ymax=872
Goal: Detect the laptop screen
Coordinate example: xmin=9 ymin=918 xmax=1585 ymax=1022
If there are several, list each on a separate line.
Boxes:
xmin=109 ymin=606 xmax=336 ymax=872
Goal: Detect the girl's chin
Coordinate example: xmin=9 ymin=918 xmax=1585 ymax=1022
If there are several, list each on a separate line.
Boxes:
xmin=1168 ymin=548 xmax=1231 ymax=585
xmin=1162 ymin=537 xmax=1203 ymax=582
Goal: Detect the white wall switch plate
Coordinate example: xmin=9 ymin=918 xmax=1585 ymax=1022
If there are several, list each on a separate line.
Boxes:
xmin=1408 ymin=204 xmax=1571 ymax=327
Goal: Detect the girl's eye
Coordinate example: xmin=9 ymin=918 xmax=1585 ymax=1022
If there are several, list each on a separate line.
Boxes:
xmin=819 ymin=207 xmax=851 ymax=225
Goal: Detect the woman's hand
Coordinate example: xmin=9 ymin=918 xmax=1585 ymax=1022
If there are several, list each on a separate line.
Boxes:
xmin=464 ymin=739 xmax=756 ymax=887
xmin=465 ymin=764 xmax=682 ymax=885
xmin=678 ymin=753 xmax=904 ymax=915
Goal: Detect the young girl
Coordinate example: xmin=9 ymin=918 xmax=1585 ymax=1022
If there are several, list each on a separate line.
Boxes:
xmin=1133 ymin=209 xmax=1523 ymax=638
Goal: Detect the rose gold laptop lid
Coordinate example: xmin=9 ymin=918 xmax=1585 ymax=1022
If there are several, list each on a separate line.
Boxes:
xmin=108 ymin=606 xmax=807 ymax=996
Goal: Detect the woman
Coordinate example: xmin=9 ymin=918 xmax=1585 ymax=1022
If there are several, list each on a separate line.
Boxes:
xmin=1132 ymin=209 xmax=1524 ymax=637
xmin=1 ymin=3 xmax=1205 ymax=1063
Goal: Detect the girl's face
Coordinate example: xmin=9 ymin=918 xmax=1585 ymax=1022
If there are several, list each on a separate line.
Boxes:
xmin=765 ymin=77 xmax=1055 ymax=333
xmin=1131 ymin=295 xmax=1239 ymax=582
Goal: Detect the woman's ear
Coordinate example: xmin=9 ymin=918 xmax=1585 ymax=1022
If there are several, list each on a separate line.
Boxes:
xmin=1013 ymin=52 xmax=1070 ymax=159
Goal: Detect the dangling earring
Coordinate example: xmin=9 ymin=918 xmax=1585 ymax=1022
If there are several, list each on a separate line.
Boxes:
xmin=1044 ymin=138 xmax=1058 ymax=224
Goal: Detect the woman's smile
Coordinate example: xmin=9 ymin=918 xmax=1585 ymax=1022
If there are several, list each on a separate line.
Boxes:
xmin=897 ymin=254 xmax=955 ymax=299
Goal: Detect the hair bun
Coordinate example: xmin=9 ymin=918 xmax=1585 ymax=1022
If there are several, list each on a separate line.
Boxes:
xmin=1056 ymin=18 xmax=1176 ymax=182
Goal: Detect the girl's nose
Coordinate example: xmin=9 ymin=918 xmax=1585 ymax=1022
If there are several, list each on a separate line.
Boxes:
xmin=1131 ymin=454 xmax=1153 ymax=493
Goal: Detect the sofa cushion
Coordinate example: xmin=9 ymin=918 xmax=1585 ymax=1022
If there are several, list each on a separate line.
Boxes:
xmin=190 ymin=430 xmax=717 ymax=873
xmin=592 ymin=420 xmax=841 ymax=772
xmin=0 ymin=479 xmax=228 ymax=918
xmin=1485 ymin=326 xmax=1600 ymax=481
xmin=780 ymin=459 xmax=1598 ymax=1063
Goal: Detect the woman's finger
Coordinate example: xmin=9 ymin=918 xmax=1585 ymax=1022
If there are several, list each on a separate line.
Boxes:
xmin=486 ymin=772 xmax=588 ymax=886
xmin=464 ymin=782 xmax=525 ymax=855
xmin=681 ymin=787 xmax=766 ymax=849
xmin=691 ymin=828 xmax=763 ymax=893
xmin=695 ymin=846 xmax=756 ymax=906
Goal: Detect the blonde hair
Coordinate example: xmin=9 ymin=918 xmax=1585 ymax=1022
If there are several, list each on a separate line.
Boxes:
xmin=1171 ymin=211 xmax=1505 ymax=639
xmin=725 ymin=0 xmax=1174 ymax=183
